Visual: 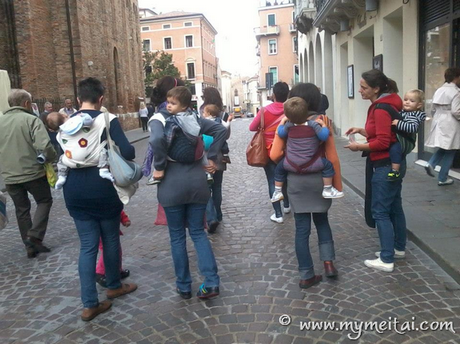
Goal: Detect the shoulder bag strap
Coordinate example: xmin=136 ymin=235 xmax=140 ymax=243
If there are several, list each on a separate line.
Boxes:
xmin=259 ymin=107 xmax=265 ymax=131
xmin=104 ymin=112 xmax=114 ymax=151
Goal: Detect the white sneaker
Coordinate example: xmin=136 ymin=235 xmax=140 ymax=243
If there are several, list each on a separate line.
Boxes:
xmin=271 ymin=190 xmax=284 ymax=203
xmin=375 ymin=249 xmax=406 ymax=259
xmin=438 ymin=178 xmax=454 ymax=186
xmin=270 ymin=213 xmax=284 ymax=224
xmin=283 ymin=206 xmax=291 ymax=214
xmin=322 ymin=186 xmax=344 ymax=199
xmin=146 ymin=175 xmax=161 ymax=185
xmin=364 ymin=257 xmax=394 ymax=272
xmin=425 ymin=163 xmax=435 ymax=177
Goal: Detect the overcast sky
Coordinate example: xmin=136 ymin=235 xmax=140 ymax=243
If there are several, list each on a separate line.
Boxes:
xmin=138 ymin=0 xmax=260 ymax=77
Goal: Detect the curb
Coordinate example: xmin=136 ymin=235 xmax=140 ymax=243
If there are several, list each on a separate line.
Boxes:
xmin=341 ymin=175 xmax=460 ymax=285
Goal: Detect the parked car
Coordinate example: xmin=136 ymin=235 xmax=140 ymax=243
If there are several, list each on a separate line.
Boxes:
xmin=246 ymin=112 xmax=254 ymax=118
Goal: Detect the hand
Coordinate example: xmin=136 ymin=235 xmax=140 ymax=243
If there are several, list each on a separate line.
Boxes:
xmin=281 ymin=116 xmax=289 ymax=125
xmin=204 ymin=159 xmax=217 ymax=174
xmin=122 ymin=220 xmax=131 ymax=227
xmin=228 ymin=114 xmax=234 ymax=122
xmin=392 ymin=119 xmax=399 ymax=126
xmin=153 ymin=170 xmax=164 ymax=180
xmin=345 ymin=127 xmax=361 ymax=136
xmin=315 ymin=118 xmax=325 ymax=127
xmin=344 ymin=142 xmax=361 ymax=152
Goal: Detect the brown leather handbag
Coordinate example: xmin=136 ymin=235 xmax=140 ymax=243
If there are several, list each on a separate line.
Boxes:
xmin=246 ymin=108 xmax=269 ymax=167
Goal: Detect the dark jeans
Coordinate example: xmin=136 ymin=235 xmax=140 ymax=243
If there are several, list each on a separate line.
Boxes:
xmin=206 ymin=170 xmax=224 ymax=224
xmin=164 ymin=203 xmax=220 ymax=291
xmin=428 ymin=148 xmax=457 ymax=182
xmin=371 ymin=165 xmax=407 ymax=263
xmin=74 ymin=216 xmax=122 ymax=308
xmin=274 ymin=158 xmax=335 ymax=183
xmin=263 ymin=160 xmax=289 ymax=217
xmin=294 ymin=212 xmax=335 ymax=279
xmin=140 ymin=117 xmax=149 ymax=131
xmin=389 ymin=142 xmax=403 ymax=165
xmin=6 ymin=176 xmax=53 ymax=243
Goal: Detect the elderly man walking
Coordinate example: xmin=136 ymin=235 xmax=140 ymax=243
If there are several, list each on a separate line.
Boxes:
xmin=0 ymin=89 xmax=56 ymax=258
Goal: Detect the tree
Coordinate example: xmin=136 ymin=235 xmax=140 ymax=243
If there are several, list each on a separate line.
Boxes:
xmin=143 ymin=51 xmax=181 ymax=97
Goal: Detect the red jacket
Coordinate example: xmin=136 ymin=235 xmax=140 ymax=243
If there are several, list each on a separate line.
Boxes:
xmin=365 ymin=93 xmax=402 ymax=162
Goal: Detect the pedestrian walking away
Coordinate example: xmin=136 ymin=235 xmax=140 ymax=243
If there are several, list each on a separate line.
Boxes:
xmin=149 ymin=85 xmax=227 ymax=300
xmin=0 ymin=89 xmax=56 ymax=258
xmin=424 ymin=67 xmax=460 ymax=186
xmin=345 ymin=69 xmax=407 ymax=273
xmin=58 ymin=77 xmax=137 ymax=321
xmin=271 ymin=83 xmax=342 ymax=289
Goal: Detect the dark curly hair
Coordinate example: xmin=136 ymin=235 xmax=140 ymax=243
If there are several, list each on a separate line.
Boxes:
xmin=151 ymin=76 xmax=185 ymax=106
xmin=361 ymin=69 xmax=398 ymax=96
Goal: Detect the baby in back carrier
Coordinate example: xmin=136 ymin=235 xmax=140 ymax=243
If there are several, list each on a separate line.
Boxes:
xmin=271 ymin=97 xmax=344 ymax=201
xmin=46 ymin=111 xmax=114 ymax=189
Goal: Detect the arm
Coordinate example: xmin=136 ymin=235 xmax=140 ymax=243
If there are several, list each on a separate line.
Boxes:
xmin=451 ymin=94 xmax=460 ymax=121
xmin=311 ymin=120 xmax=330 ymax=141
xmin=367 ymin=108 xmax=392 ymax=152
xmin=277 ymin=124 xmax=288 ymax=138
xmin=30 ymin=117 xmax=56 ymax=162
xmin=149 ymin=119 xmax=168 ymax=172
xmin=248 ymin=109 xmax=263 ymax=131
xmin=200 ymin=118 xmax=227 ymax=161
xmin=109 ymin=118 xmax=135 ymax=160
xmin=396 ymin=112 xmax=426 ymax=133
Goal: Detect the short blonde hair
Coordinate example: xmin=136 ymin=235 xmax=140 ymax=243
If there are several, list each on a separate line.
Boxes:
xmin=406 ymin=89 xmax=425 ymax=104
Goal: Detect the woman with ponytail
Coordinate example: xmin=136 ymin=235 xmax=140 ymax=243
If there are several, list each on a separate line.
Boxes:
xmin=345 ymin=69 xmax=407 ymax=274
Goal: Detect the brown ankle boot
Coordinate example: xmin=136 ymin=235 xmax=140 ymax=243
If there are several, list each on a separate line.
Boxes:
xmin=324 ymin=261 xmax=338 ymax=278
xmin=299 ymin=275 xmax=322 ymax=289
xmin=81 ymin=300 xmax=112 ymax=321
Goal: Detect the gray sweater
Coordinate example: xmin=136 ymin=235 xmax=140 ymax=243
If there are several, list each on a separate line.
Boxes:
xmin=149 ymin=112 xmax=227 ymax=207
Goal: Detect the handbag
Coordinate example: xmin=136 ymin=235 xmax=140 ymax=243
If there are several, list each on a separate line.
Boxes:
xmin=104 ymin=113 xmax=143 ymax=187
xmin=246 ymin=108 xmax=269 ymax=167
xmin=44 ymin=163 xmax=57 ymax=188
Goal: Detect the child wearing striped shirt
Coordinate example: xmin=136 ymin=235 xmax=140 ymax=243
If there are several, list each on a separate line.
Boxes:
xmin=388 ymin=89 xmax=426 ymax=180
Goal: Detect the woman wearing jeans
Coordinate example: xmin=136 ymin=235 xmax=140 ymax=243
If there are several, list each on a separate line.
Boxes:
xmin=425 ymin=67 xmax=460 ymax=186
xmin=345 ymin=69 xmax=406 ymax=273
xmin=62 ymin=78 xmax=137 ymax=321
xmin=270 ymin=83 xmax=341 ymax=289
xmin=149 ymin=88 xmax=227 ymax=300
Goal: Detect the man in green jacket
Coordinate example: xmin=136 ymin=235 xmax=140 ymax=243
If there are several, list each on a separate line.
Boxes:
xmin=0 ymin=89 xmax=56 ymax=258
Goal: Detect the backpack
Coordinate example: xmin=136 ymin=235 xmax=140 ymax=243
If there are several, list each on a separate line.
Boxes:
xmin=375 ymin=103 xmax=416 ymax=156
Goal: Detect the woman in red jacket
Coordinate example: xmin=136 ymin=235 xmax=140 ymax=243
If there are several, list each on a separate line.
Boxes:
xmin=345 ymin=69 xmax=406 ymax=273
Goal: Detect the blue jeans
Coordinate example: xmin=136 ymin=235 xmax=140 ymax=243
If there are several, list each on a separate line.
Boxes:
xmin=74 ymin=216 xmax=122 ymax=308
xmin=294 ymin=212 xmax=335 ymax=279
xmin=428 ymin=148 xmax=457 ymax=182
xmin=371 ymin=165 xmax=407 ymax=263
xmin=264 ymin=160 xmax=290 ymax=217
xmin=163 ymin=203 xmax=220 ymax=291
xmin=206 ymin=170 xmax=224 ymax=224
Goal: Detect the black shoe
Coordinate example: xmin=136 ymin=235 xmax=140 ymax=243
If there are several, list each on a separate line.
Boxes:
xmin=176 ymin=288 xmax=192 ymax=299
xmin=26 ymin=246 xmax=38 ymax=258
xmin=25 ymin=236 xmax=51 ymax=253
xmin=208 ymin=221 xmax=219 ymax=234
xmin=196 ymin=284 xmax=219 ymax=299
xmin=120 ymin=269 xmax=130 ymax=279
xmin=96 ymin=274 xmax=107 ymax=288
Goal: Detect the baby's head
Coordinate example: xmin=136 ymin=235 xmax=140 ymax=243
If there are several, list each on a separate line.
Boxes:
xmin=46 ymin=112 xmax=68 ymax=131
xmin=166 ymin=86 xmax=192 ymax=115
xmin=403 ymin=89 xmax=424 ymax=112
xmin=203 ymin=104 xmax=220 ymax=119
xmin=284 ymin=97 xmax=309 ymax=125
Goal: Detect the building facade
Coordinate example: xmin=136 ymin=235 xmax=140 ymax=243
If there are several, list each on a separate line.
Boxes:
xmin=295 ymin=0 xmax=460 ymax=169
xmin=140 ymin=11 xmax=218 ymax=109
xmin=255 ymin=0 xmax=299 ymax=103
xmin=0 ymin=0 xmax=144 ymax=123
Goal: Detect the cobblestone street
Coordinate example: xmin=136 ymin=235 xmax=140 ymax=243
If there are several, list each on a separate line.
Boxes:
xmin=1 ymin=119 xmax=460 ymax=344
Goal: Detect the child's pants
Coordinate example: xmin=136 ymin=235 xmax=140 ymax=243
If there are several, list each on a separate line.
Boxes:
xmin=274 ymin=157 xmax=335 ymax=183
xmin=389 ymin=141 xmax=403 ymax=165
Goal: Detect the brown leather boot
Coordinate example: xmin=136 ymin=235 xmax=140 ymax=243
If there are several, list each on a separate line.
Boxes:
xmin=107 ymin=283 xmax=138 ymax=299
xmin=324 ymin=261 xmax=338 ymax=278
xmin=299 ymin=275 xmax=322 ymax=289
xmin=81 ymin=300 xmax=112 ymax=321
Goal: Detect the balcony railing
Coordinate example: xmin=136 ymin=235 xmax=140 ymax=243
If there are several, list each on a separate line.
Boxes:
xmin=254 ymin=25 xmax=280 ymax=38
xmin=259 ymin=0 xmax=294 ymax=7
xmin=289 ymin=23 xmax=297 ymax=32
xmin=313 ymin=0 xmax=365 ymax=32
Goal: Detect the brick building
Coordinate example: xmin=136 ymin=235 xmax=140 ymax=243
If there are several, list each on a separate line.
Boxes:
xmin=0 ymin=0 xmax=144 ymax=124
xmin=140 ymin=11 xmax=218 ymax=109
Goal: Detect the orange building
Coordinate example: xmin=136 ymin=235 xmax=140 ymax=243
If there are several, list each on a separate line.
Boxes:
xmin=140 ymin=10 xmax=218 ymax=106
xmin=255 ymin=1 xmax=298 ymax=103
